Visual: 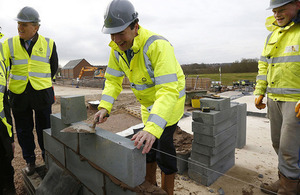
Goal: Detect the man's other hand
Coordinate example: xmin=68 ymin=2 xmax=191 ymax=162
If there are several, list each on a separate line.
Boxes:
xmin=295 ymin=100 xmax=300 ymax=119
xmin=255 ymin=95 xmax=266 ymax=110
xmin=131 ymin=130 xmax=156 ymax=154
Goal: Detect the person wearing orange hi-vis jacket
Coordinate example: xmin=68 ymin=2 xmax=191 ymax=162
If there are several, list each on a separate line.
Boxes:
xmin=254 ymin=0 xmax=300 ymax=194
xmin=94 ymin=1 xmax=185 ymax=194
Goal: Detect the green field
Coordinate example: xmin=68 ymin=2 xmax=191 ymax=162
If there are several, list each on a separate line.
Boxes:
xmin=187 ymin=72 xmax=257 ymax=86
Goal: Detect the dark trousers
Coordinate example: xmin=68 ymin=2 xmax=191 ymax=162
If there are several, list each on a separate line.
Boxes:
xmin=12 ymin=105 xmax=51 ymax=163
xmin=146 ymin=123 xmax=178 ymax=175
xmin=0 ymin=122 xmax=14 ymax=192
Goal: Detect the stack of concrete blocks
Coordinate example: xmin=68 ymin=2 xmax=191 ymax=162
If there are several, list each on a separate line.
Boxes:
xmin=43 ymin=95 xmax=146 ymax=195
xmin=188 ymin=97 xmax=246 ymax=186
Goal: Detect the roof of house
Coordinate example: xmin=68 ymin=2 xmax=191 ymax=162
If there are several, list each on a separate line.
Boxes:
xmin=62 ymin=59 xmax=86 ymax=69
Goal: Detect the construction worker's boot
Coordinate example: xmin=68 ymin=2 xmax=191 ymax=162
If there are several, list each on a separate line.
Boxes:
xmin=145 ymin=162 xmax=157 ymax=185
xmin=260 ymin=180 xmax=279 ymax=194
xmin=277 ymin=172 xmax=300 ymax=195
xmin=161 ymin=172 xmax=175 ymax=195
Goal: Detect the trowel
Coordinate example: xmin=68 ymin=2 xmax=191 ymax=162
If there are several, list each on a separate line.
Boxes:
xmin=60 ymin=113 xmax=109 ymax=133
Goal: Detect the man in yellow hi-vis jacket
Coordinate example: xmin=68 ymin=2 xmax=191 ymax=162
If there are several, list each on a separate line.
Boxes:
xmin=0 ymin=27 xmax=15 ymax=194
xmin=3 ymin=6 xmax=58 ymax=176
xmin=94 ymin=0 xmax=185 ymax=194
xmin=254 ymin=0 xmax=300 ymax=194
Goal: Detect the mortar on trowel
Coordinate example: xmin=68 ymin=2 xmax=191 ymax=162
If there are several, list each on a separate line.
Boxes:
xmin=60 ymin=113 xmax=109 ymax=133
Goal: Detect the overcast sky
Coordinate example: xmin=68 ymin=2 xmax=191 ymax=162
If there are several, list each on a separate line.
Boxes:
xmin=0 ymin=0 xmax=272 ymax=67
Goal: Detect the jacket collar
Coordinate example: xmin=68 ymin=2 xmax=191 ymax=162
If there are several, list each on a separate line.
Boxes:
xmin=265 ymin=11 xmax=300 ymax=32
xmin=292 ymin=10 xmax=300 ymax=24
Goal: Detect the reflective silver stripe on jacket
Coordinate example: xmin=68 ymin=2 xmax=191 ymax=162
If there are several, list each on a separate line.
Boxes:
xmin=0 ymin=61 xmax=6 ymax=79
xmin=155 ymin=74 xmax=178 ymax=85
xmin=265 ymin=32 xmax=273 ymax=49
xmin=267 ymin=87 xmax=300 ymax=94
xmin=101 ymin=94 xmax=115 ymax=104
xmin=266 ymin=55 xmax=300 ymax=64
xmin=147 ymin=114 xmax=167 ymax=129
xmin=179 ymin=88 xmax=185 ymax=98
xmin=8 ymin=38 xmax=14 ymax=58
xmin=256 ymin=75 xmax=267 ymax=81
xmin=146 ymin=88 xmax=186 ymax=113
xmin=10 ymin=74 xmax=27 ymax=81
xmin=0 ymin=110 xmax=4 ymax=118
xmin=114 ymin=51 xmax=119 ymax=62
xmin=0 ymin=43 xmax=5 ymax=62
xmin=29 ymin=72 xmax=51 ymax=78
xmin=12 ymin=59 xmax=28 ymax=65
xmin=31 ymin=55 xmax=50 ymax=63
xmin=130 ymin=83 xmax=155 ymax=91
xmin=260 ymin=56 xmax=267 ymax=62
xmin=0 ymin=85 xmax=5 ymax=93
xmin=106 ymin=67 xmax=124 ymax=77
xmin=143 ymin=35 xmax=169 ymax=83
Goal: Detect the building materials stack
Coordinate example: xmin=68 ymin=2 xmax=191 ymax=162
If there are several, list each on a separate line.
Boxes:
xmin=188 ymin=97 xmax=239 ymax=186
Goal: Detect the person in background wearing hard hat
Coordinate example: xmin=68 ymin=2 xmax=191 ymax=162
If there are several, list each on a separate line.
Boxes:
xmin=3 ymin=6 xmax=58 ymax=176
xmin=0 ymin=27 xmax=15 ymax=195
xmin=254 ymin=0 xmax=300 ymax=194
xmin=94 ymin=0 xmax=185 ymax=194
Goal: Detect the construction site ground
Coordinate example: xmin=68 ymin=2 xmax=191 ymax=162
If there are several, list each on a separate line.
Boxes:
xmin=12 ymin=83 xmax=277 ymax=195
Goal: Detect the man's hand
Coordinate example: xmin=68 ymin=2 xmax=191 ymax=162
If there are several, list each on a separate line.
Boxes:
xmin=295 ymin=100 xmax=300 ymax=119
xmin=131 ymin=130 xmax=156 ymax=154
xmin=94 ymin=108 xmax=109 ymax=124
xmin=255 ymin=95 xmax=266 ymax=110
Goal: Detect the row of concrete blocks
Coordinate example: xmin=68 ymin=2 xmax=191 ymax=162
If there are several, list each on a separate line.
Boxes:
xmin=43 ymin=96 xmax=146 ymax=195
xmin=187 ymin=97 xmax=247 ymax=186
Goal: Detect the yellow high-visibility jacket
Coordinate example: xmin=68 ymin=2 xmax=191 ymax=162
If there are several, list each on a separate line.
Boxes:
xmin=4 ymin=35 xmax=54 ymax=94
xmin=254 ymin=15 xmax=300 ymax=102
xmin=99 ymin=26 xmax=186 ymax=138
xmin=0 ymin=43 xmax=12 ymax=137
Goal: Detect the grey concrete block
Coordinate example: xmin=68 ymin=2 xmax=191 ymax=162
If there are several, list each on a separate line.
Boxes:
xmin=45 ymin=151 xmax=55 ymax=171
xmin=50 ymin=113 xmax=78 ymax=152
xmin=190 ymin=142 xmax=235 ymax=166
xmin=236 ymin=103 xmax=247 ymax=149
xmin=200 ymin=97 xmax=230 ymax=111
xmin=61 ymin=95 xmax=87 ymax=124
xmin=43 ymin=129 xmax=65 ymax=166
xmin=188 ymin=151 xmax=235 ymax=176
xmin=65 ymin=148 xmax=104 ymax=195
xmin=177 ymin=152 xmax=191 ymax=175
xmin=79 ymin=125 xmax=145 ymax=188
xmin=104 ymin=175 xmax=137 ymax=195
xmin=192 ymin=106 xmax=237 ymax=125
xmin=36 ymin=162 xmax=82 ymax=195
xmin=193 ymin=124 xmax=237 ymax=147
xmin=192 ymin=115 xmax=237 ymax=136
xmin=192 ymin=134 xmax=236 ymax=156
xmin=188 ymin=155 xmax=234 ymax=186
xmin=78 ymin=186 xmax=95 ymax=195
